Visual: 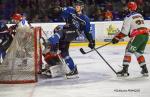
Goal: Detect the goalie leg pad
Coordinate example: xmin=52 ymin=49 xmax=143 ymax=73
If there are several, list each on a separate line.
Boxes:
xmin=50 ymin=64 xmax=64 ymax=78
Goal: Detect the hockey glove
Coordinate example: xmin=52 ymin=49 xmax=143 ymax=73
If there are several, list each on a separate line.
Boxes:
xmin=54 ymin=26 xmax=62 ymax=33
xmin=111 ymin=37 xmax=119 ymax=44
xmin=111 ymin=32 xmax=126 ymax=44
xmin=88 ymin=40 xmax=95 ymax=49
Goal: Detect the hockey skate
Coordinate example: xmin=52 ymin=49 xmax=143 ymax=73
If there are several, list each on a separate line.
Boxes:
xmin=65 ymin=66 xmax=79 ymax=79
xmin=117 ymin=65 xmax=129 ymax=77
xmin=141 ymin=65 xmax=149 ymax=77
xmin=41 ymin=69 xmax=52 ymax=77
xmin=40 ymin=64 xmax=52 ymax=78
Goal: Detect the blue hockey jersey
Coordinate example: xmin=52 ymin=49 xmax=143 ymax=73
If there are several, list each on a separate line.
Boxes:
xmin=60 ymin=7 xmax=91 ymax=34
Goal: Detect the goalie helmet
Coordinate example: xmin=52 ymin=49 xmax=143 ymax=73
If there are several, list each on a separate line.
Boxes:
xmin=127 ymin=2 xmax=137 ymax=11
xmin=12 ymin=13 xmax=23 ymax=21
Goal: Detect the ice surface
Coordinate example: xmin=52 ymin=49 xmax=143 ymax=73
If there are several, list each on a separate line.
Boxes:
xmin=0 ymin=45 xmax=150 ymax=97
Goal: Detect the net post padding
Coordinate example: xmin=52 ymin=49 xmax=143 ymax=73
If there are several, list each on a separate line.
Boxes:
xmin=34 ymin=27 xmax=43 ymax=81
xmin=35 ymin=27 xmax=42 ymax=74
xmin=0 ymin=26 xmax=42 ymax=84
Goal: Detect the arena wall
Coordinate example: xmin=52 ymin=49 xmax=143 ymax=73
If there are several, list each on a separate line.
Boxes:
xmin=8 ymin=21 xmax=150 ymax=46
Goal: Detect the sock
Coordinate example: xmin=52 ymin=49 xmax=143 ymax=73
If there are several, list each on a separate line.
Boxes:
xmin=123 ymin=53 xmax=131 ymax=65
xmin=1 ymin=50 xmax=6 ymax=59
xmin=64 ymin=56 xmax=75 ymax=71
xmin=135 ymin=52 xmax=146 ymax=67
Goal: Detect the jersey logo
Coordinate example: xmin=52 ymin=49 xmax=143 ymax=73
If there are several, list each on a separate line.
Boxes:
xmin=66 ymin=31 xmax=76 ymax=34
xmin=70 ymin=13 xmax=86 ymax=29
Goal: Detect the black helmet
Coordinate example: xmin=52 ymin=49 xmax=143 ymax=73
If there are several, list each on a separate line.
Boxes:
xmin=75 ymin=0 xmax=84 ymax=6
xmin=51 ymin=6 xmax=62 ymax=18
xmin=0 ymin=21 xmax=8 ymax=31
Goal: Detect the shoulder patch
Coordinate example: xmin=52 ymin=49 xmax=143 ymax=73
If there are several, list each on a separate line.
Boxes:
xmin=22 ymin=19 xmax=26 ymax=25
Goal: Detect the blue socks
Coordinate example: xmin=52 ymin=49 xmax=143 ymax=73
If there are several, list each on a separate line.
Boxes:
xmin=65 ymin=56 xmax=76 ymax=70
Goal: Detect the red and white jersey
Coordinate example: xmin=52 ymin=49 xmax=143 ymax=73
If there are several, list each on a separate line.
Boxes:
xmin=121 ymin=12 xmax=147 ymax=36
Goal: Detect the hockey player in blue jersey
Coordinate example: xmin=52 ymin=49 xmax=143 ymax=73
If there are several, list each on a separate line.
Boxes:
xmin=48 ymin=0 xmax=95 ymax=78
xmin=0 ymin=22 xmax=13 ymax=64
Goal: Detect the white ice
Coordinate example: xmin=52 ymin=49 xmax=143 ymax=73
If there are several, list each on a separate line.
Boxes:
xmin=0 ymin=45 xmax=150 ymax=97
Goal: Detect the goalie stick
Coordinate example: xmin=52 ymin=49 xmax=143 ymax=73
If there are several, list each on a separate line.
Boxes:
xmin=80 ymin=42 xmax=111 ymax=54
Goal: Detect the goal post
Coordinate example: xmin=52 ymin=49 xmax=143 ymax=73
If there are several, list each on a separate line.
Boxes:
xmin=0 ymin=26 xmax=42 ymax=84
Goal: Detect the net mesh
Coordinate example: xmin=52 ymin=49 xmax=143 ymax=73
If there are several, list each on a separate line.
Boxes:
xmin=0 ymin=26 xmax=42 ymax=84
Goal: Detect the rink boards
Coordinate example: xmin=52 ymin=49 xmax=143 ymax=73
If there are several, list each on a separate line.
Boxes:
xmin=30 ymin=21 xmax=150 ymax=42
xmin=70 ymin=41 xmax=150 ymax=47
xmin=7 ymin=20 xmax=150 ymax=43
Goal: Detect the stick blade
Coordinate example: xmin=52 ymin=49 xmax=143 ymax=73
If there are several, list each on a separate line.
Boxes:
xmin=80 ymin=48 xmax=86 ymax=54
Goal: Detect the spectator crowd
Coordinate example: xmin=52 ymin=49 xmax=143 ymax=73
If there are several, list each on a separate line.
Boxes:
xmin=0 ymin=0 xmax=150 ymax=23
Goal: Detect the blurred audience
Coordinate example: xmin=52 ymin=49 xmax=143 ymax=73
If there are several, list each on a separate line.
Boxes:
xmin=104 ymin=9 xmax=113 ymax=21
xmin=0 ymin=0 xmax=150 ymax=23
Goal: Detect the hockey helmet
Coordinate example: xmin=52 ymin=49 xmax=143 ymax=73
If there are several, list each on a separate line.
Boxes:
xmin=127 ymin=2 xmax=137 ymax=11
xmin=75 ymin=0 xmax=84 ymax=7
xmin=12 ymin=13 xmax=23 ymax=21
xmin=51 ymin=6 xmax=62 ymax=18
xmin=0 ymin=21 xmax=8 ymax=31
xmin=0 ymin=22 xmax=5 ymax=29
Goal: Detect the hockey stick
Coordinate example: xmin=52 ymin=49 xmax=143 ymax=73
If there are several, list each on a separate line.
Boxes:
xmin=93 ymin=48 xmax=117 ymax=74
xmin=80 ymin=42 xmax=111 ymax=54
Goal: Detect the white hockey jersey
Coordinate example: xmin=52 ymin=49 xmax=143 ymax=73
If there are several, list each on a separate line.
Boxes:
xmin=16 ymin=19 xmax=32 ymax=34
xmin=121 ymin=12 xmax=147 ymax=36
xmin=17 ymin=19 xmax=30 ymax=28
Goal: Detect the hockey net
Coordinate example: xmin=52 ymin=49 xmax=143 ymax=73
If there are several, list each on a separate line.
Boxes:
xmin=0 ymin=26 xmax=42 ymax=84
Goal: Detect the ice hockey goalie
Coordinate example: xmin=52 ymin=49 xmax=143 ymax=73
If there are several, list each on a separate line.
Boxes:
xmin=40 ymin=38 xmax=68 ymax=78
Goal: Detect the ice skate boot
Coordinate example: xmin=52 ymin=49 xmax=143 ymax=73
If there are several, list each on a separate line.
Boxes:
xmin=141 ymin=65 xmax=149 ymax=77
xmin=65 ymin=66 xmax=79 ymax=79
xmin=41 ymin=69 xmax=52 ymax=78
xmin=117 ymin=65 xmax=129 ymax=77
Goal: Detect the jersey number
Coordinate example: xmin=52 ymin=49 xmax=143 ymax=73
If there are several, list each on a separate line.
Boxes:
xmin=135 ymin=20 xmax=144 ymax=25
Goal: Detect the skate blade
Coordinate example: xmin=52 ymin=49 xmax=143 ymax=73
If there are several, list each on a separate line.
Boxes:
xmin=38 ymin=74 xmax=52 ymax=78
xmin=142 ymin=73 xmax=149 ymax=77
xmin=65 ymin=74 xmax=79 ymax=79
xmin=117 ymin=73 xmax=129 ymax=77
